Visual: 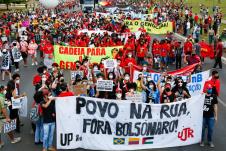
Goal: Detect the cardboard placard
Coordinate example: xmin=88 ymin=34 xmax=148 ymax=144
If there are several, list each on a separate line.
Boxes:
xmin=126 ymin=93 xmax=142 ymax=102
xmin=73 ymin=84 xmax=87 ymax=96
xmin=96 ymin=80 xmax=113 ymax=92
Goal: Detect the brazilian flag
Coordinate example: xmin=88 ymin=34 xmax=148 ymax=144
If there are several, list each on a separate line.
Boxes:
xmin=113 ymin=138 xmax=125 ymax=145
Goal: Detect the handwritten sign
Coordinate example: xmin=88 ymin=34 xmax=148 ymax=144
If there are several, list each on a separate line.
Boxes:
xmin=104 ymin=59 xmax=117 ymax=68
xmin=73 ymin=84 xmax=87 ymax=96
xmin=96 ymin=80 xmax=113 ymax=91
xmin=71 ymin=71 xmax=84 ymax=80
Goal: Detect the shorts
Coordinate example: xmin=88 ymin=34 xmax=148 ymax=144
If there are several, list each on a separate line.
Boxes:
xmin=0 ymin=119 xmax=6 ymax=133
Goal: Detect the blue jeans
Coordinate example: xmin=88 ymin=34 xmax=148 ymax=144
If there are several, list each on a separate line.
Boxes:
xmin=35 ymin=117 xmax=43 ymax=143
xmin=202 ymin=117 xmax=215 ymax=142
xmin=43 ymin=122 xmax=55 ymax=149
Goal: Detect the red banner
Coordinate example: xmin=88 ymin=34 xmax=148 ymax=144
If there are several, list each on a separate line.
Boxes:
xmin=199 ymin=42 xmax=214 ymax=59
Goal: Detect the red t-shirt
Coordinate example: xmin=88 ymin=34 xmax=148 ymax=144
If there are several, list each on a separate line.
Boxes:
xmin=203 ymin=78 xmax=220 ymax=96
xmin=58 ymin=91 xmax=74 ymax=97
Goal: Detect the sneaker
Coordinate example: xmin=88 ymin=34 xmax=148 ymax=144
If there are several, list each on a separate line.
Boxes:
xmin=0 ymin=142 xmax=4 ymax=148
xmin=11 ymin=137 xmax=21 ymax=144
xmin=209 ymin=142 xmax=215 ymax=148
xmin=31 ymin=63 xmax=35 ymax=66
xmin=48 ymin=146 xmax=56 ymax=151
xmin=200 ymin=142 xmax=205 ymax=147
xmin=35 ymin=62 xmax=38 ymax=65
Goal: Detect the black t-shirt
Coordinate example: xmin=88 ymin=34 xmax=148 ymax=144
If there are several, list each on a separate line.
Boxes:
xmin=203 ymin=95 xmax=218 ymax=118
xmin=41 ymin=101 xmax=56 ymax=123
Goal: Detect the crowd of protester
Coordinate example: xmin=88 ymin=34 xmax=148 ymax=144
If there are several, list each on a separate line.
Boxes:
xmin=0 ymin=0 xmax=223 ymax=150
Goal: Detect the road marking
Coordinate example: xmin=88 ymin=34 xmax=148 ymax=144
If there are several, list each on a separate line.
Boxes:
xmin=218 ymin=97 xmax=226 ymax=107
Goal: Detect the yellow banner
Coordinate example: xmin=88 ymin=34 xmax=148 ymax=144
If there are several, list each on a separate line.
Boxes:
xmin=54 ymin=45 xmax=123 ymax=70
xmin=124 ymin=20 xmax=173 ymax=34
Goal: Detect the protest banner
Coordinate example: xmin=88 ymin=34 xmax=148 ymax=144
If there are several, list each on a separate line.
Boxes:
xmin=104 ymin=59 xmax=117 ymax=68
xmin=96 ymin=80 xmax=113 ymax=92
xmin=71 ymin=71 xmax=84 ymax=80
xmin=56 ymin=94 xmax=205 ymax=150
xmin=133 ymin=70 xmax=209 ymax=96
xmin=54 ymin=45 xmax=123 ymax=70
xmin=3 ymin=119 xmax=17 ymax=133
xmin=73 ymin=84 xmax=87 ymax=96
xmin=124 ymin=20 xmax=173 ymax=34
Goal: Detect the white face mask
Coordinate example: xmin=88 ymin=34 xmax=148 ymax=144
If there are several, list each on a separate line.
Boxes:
xmin=3 ymin=90 xmax=7 ymax=95
xmin=42 ymin=78 xmax=47 ymax=82
xmin=98 ymin=78 xmax=103 ymax=81
xmin=116 ymin=93 xmax=122 ymax=98
xmin=93 ymin=67 xmax=98 ymax=70
xmin=147 ymin=77 xmax=151 ymax=81
xmin=125 ymin=76 xmax=130 ymax=80
xmin=16 ymin=79 xmax=20 ymax=84
xmin=128 ymin=54 xmax=132 ymax=58
xmin=149 ymin=85 xmax=154 ymax=89
xmin=109 ymin=75 xmax=113 ymax=79
xmin=143 ymin=67 xmax=147 ymax=71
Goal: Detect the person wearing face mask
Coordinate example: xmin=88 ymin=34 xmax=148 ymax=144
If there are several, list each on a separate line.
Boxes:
xmin=119 ymin=73 xmax=132 ymax=100
xmin=80 ymin=58 xmax=89 ymax=78
xmin=115 ymin=88 xmax=122 ymax=100
xmin=33 ymin=66 xmax=45 ymax=91
xmin=172 ymin=78 xmax=191 ymax=101
xmin=6 ymin=73 xmax=26 ymax=133
xmin=20 ymin=37 xmax=28 ymax=66
xmin=0 ymin=85 xmax=22 ymax=148
xmin=28 ymin=39 xmax=38 ymax=66
xmin=58 ymin=83 xmax=74 ymax=97
xmin=200 ymin=84 xmax=218 ymax=148
xmin=124 ymin=52 xmax=136 ymax=73
xmin=159 ymin=83 xmax=176 ymax=103
xmin=106 ymin=72 xmax=116 ymax=99
xmin=141 ymin=80 xmax=160 ymax=104
xmin=1 ymin=49 xmax=12 ymax=81
xmin=203 ymin=70 xmax=220 ymax=96
xmin=93 ymin=73 xmax=106 ymax=99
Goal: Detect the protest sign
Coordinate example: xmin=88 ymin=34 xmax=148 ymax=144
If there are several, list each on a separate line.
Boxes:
xmin=71 ymin=71 xmax=84 ymax=80
xmin=96 ymin=80 xmax=113 ymax=91
xmin=12 ymin=97 xmax=22 ymax=109
xmin=126 ymin=93 xmax=142 ymax=102
xmin=133 ymin=70 xmax=209 ymax=96
xmin=104 ymin=59 xmax=117 ymax=68
xmin=73 ymin=84 xmax=87 ymax=96
xmin=124 ymin=20 xmax=173 ymax=34
xmin=56 ymin=94 xmax=205 ymax=150
xmin=19 ymin=96 xmax=28 ymax=117
xmin=54 ymin=45 xmax=123 ymax=70
xmin=3 ymin=119 xmax=17 ymax=133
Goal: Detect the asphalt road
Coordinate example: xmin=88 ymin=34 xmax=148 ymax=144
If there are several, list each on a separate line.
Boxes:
xmin=0 ymin=53 xmax=225 ymax=151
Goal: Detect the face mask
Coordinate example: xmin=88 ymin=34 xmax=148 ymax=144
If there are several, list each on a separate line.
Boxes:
xmin=84 ymin=63 xmax=88 ymax=66
xmin=128 ymin=54 xmax=132 ymax=58
xmin=165 ymin=88 xmax=170 ymax=92
xmin=52 ymin=67 xmax=55 ymax=71
xmin=2 ymin=49 xmax=7 ymax=53
xmin=125 ymin=76 xmax=130 ymax=80
xmin=16 ymin=79 xmax=20 ymax=84
xmin=147 ymin=77 xmax=151 ymax=81
xmin=116 ymin=93 xmax=122 ymax=98
xmin=42 ymin=78 xmax=47 ymax=82
xmin=207 ymin=89 xmax=212 ymax=94
xmin=43 ymin=70 xmax=47 ymax=74
xmin=143 ymin=67 xmax=147 ymax=71
xmin=109 ymin=75 xmax=113 ymax=79
xmin=214 ymin=75 xmax=219 ymax=79
xmin=98 ymin=78 xmax=103 ymax=81
xmin=149 ymin=85 xmax=154 ymax=89
xmin=178 ymin=83 xmax=183 ymax=87
xmin=3 ymin=90 xmax=7 ymax=95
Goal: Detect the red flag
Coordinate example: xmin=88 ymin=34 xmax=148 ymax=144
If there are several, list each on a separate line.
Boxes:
xmin=199 ymin=42 xmax=214 ymax=59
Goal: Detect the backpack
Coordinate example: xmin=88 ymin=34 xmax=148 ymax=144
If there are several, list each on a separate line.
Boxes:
xmin=29 ymin=104 xmax=40 ymax=123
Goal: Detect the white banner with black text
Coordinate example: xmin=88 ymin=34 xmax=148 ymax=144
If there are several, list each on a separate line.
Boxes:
xmin=56 ymin=94 xmax=205 ymax=150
